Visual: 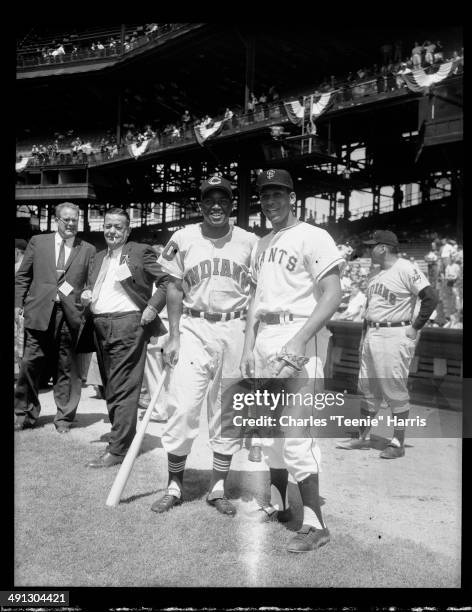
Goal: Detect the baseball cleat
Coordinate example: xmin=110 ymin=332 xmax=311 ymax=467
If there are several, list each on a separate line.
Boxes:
xmin=206 ymin=495 xmax=237 ymax=516
xmin=336 ymin=438 xmax=371 ymax=450
xmin=151 ymin=493 xmax=183 ymax=513
xmin=248 ymin=444 xmax=262 ymax=462
xmin=258 ymin=504 xmax=292 ymax=523
xmin=287 ymin=525 xmax=330 ymax=553
xmin=380 ymin=444 xmax=405 ymax=459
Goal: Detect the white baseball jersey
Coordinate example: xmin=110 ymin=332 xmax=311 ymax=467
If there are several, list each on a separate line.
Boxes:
xmin=250 ymin=222 xmax=344 ymax=319
xmin=365 ymin=258 xmax=429 ymax=323
xmin=158 ymin=223 xmax=258 ymax=312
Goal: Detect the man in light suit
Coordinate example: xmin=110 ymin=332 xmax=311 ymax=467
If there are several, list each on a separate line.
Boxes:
xmin=80 ymin=208 xmax=169 ymax=468
xmin=14 ymin=202 xmax=96 ymax=432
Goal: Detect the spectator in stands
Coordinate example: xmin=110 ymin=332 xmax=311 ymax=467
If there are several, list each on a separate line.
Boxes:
xmin=124 ymin=128 xmax=135 ymax=145
xmin=444 ymin=256 xmax=461 ymax=287
xmin=425 ymin=242 xmax=440 ymax=286
xmin=96 ymin=41 xmax=105 ymax=56
xmin=423 ymin=41 xmax=436 ymax=66
xmin=439 ymin=237 xmax=455 ymax=272
xmin=181 ymin=110 xmax=192 ymax=133
xmin=393 ymin=184 xmax=404 ymax=209
xmin=171 ymin=125 xmax=181 ymax=139
xmin=411 ymin=42 xmax=423 ymax=68
xmin=247 ymin=92 xmax=257 ymax=114
xmin=443 ymin=311 xmax=462 ymax=329
xmin=52 ymin=43 xmax=65 ymax=62
xmin=434 ymin=41 xmax=443 ymax=63
xmin=337 ymin=282 xmax=366 ymax=322
xmin=269 ymin=85 xmax=280 ymax=101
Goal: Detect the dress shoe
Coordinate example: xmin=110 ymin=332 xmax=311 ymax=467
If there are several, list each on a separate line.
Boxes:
xmin=14 ymin=419 xmax=35 ymax=431
xmin=287 ymin=525 xmax=330 ymax=553
xmin=86 ymin=451 xmax=123 ymax=468
xmin=55 ymin=425 xmax=71 ymax=434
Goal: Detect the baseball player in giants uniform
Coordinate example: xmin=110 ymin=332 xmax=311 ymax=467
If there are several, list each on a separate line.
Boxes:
xmin=337 ymin=230 xmax=438 ymax=458
xmin=150 ymin=175 xmax=258 ymax=516
xmin=240 ymin=169 xmax=343 ymax=553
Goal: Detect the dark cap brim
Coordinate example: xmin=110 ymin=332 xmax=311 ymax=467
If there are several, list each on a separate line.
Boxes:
xmin=257 ymin=182 xmax=293 ymax=191
xmin=363 ymin=239 xmax=378 ymax=245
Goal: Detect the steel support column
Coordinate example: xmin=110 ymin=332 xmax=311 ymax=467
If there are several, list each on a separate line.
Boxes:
xmin=237 ymin=164 xmax=251 ymax=229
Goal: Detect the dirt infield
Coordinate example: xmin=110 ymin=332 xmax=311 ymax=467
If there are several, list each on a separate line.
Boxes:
xmin=14 ymin=385 xmax=461 ymax=588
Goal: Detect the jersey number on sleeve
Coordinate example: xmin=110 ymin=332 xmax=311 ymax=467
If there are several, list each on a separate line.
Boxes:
xmin=162 ymin=240 xmax=179 ymax=261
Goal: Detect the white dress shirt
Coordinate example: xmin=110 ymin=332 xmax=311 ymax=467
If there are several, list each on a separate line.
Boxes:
xmin=55 ymin=232 xmax=74 ymax=266
xmin=91 ymin=246 xmax=139 ymax=314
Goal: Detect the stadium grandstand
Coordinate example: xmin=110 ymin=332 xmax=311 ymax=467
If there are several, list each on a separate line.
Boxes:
xmin=13 ymin=22 xmax=464 ymax=593
xmin=16 ymin=22 xmax=462 ymax=392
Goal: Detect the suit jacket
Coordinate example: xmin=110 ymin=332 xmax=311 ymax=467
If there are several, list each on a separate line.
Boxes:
xmin=15 ymin=233 xmax=96 ymax=334
xmin=76 ymin=241 xmax=169 ymax=352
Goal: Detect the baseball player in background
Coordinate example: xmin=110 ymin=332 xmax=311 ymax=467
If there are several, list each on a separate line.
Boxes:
xmin=337 ymin=230 xmax=438 ymax=458
xmin=150 ymin=175 xmax=258 ymax=516
xmin=240 ymin=169 xmax=343 ymax=553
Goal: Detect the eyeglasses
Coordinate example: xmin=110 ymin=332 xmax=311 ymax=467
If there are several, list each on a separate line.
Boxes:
xmin=57 ymin=217 xmax=78 ymax=225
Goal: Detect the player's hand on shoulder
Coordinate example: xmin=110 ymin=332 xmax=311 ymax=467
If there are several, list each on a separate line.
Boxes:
xmin=163 ymin=335 xmax=180 ymax=367
xmin=240 ymin=351 xmax=255 ymax=378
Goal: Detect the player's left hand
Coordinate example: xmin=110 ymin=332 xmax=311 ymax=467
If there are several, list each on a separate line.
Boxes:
xmin=405 ymin=326 xmax=418 ymax=341
xmin=141 ymin=305 xmax=157 ymax=325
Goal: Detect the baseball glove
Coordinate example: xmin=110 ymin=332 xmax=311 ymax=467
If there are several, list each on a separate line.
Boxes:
xmin=271 ymin=351 xmax=310 ymax=379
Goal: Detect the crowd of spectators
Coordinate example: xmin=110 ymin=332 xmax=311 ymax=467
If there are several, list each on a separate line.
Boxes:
xmin=331 ymin=234 xmax=463 ymax=328
xmin=17 ymin=24 xmax=184 ymax=66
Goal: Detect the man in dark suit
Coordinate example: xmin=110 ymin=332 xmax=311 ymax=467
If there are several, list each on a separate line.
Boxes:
xmin=80 ymin=208 xmax=168 ymax=468
xmin=14 ymin=202 xmax=96 ymax=433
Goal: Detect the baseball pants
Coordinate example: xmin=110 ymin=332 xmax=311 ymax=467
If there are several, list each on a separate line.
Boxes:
xmin=162 ymin=315 xmax=245 ymax=456
xmin=358 ymin=326 xmax=418 ymax=413
xmin=253 ymin=319 xmax=325 ymax=481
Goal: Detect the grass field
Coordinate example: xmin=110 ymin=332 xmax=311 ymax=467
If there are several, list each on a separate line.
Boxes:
xmin=14 ymin=386 xmax=461 ymax=588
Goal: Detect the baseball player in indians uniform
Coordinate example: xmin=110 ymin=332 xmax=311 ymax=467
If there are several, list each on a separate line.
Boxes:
xmin=337 ymin=229 xmax=437 ymax=458
xmin=240 ymin=169 xmax=343 ymax=553
xmin=150 ymin=175 xmax=258 ymax=516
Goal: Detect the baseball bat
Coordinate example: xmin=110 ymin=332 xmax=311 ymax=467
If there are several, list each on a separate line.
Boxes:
xmin=106 ymin=364 xmax=168 ymax=507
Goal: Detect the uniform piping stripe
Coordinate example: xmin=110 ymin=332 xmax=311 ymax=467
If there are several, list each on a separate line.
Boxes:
xmin=316 ymin=257 xmax=346 ymax=282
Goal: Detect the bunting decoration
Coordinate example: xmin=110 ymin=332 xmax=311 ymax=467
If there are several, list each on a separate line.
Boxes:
xmin=284 ymin=100 xmax=305 ymax=125
xmin=16 ymin=157 xmax=30 ymax=172
xmin=194 ymin=119 xmax=224 ymax=146
xmin=310 ymin=91 xmax=333 ymax=118
xmin=128 ymin=139 xmax=150 ymax=158
xmin=400 ymin=60 xmax=458 ymax=92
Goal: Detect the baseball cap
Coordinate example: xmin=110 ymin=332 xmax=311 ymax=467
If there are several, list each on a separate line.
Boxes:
xmin=200 ymin=175 xmax=233 ymax=200
xmin=15 ymin=238 xmax=27 ymax=250
xmin=256 ymin=168 xmax=294 ymax=191
xmin=363 ymin=230 xmax=399 ymax=247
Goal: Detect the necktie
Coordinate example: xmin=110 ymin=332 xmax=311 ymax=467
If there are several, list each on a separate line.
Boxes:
xmin=56 ymin=239 xmax=66 ymax=283
xmin=91 ymin=252 xmax=111 ymax=306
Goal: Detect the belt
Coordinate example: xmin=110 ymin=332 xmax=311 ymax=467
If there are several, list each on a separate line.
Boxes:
xmin=259 ymin=313 xmax=303 ymax=325
xmin=366 ymin=320 xmax=411 ymax=328
xmin=92 ymin=310 xmax=140 ymax=319
xmin=184 ymin=308 xmax=244 ymax=322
